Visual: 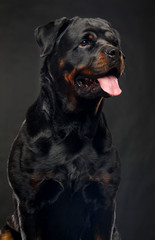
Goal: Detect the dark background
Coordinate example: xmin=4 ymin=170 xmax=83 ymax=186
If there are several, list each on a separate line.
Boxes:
xmin=0 ymin=0 xmax=155 ymax=239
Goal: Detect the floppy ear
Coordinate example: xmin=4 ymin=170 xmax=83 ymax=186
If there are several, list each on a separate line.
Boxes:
xmin=34 ymin=17 xmax=71 ymax=57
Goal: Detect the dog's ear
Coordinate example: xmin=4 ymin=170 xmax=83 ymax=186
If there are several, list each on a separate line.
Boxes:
xmin=34 ymin=17 xmax=71 ymax=57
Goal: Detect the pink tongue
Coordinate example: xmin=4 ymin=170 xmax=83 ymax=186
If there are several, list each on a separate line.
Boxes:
xmin=97 ymin=76 xmax=122 ymax=96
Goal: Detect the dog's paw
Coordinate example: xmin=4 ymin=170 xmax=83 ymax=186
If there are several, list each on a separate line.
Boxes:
xmin=0 ymin=228 xmax=14 ymax=240
xmin=112 ymin=227 xmax=121 ymax=240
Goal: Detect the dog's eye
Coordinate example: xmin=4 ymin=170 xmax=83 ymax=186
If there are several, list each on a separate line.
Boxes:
xmin=79 ymin=39 xmax=90 ymax=47
xmin=105 ymin=31 xmax=119 ymax=46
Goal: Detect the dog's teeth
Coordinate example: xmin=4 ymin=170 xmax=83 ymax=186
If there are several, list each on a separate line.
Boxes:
xmin=77 ymin=81 xmax=82 ymax=87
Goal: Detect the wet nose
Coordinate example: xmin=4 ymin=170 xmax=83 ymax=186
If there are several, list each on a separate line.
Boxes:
xmin=105 ymin=47 xmax=121 ymax=58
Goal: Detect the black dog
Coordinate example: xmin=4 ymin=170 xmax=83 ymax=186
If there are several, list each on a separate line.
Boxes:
xmin=1 ymin=17 xmax=125 ymax=240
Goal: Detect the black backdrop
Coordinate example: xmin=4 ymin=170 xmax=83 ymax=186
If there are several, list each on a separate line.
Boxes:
xmin=0 ymin=0 xmax=155 ymax=240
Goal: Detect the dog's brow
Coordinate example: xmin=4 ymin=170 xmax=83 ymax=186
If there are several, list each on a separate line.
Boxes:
xmin=83 ymin=28 xmax=111 ymax=36
xmin=83 ymin=28 xmax=97 ymax=34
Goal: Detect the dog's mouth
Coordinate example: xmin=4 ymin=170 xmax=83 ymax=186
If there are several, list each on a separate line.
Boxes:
xmin=75 ymin=68 xmax=122 ymax=97
xmin=75 ymin=77 xmax=100 ymax=91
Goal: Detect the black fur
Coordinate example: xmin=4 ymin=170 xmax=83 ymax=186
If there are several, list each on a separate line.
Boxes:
xmin=2 ymin=17 xmax=125 ymax=240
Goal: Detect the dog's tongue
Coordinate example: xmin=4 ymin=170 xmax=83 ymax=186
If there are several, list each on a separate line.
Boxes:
xmin=98 ymin=76 xmax=122 ymax=96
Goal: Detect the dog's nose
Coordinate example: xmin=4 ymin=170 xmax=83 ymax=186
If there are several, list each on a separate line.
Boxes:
xmin=105 ymin=47 xmax=121 ymax=58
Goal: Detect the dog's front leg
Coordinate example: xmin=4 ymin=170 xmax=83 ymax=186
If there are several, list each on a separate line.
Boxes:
xmin=94 ymin=205 xmax=116 ymax=240
xmin=8 ymin=168 xmax=39 ymax=239
xmin=17 ymin=204 xmax=37 ymax=240
xmin=112 ymin=227 xmax=121 ymax=240
xmin=12 ymin=178 xmax=64 ymax=240
xmin=82 ymin=181 xmax=117 ymax=240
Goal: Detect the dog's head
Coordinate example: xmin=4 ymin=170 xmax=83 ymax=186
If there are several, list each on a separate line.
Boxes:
xmin=35 ymin=17 xmax=125 ymax=99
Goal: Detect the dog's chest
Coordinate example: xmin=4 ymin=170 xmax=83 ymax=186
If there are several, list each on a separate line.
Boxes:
xmin=46 ymin=139 xmax=100 ymax=182
xmin=28 ymin=125 xmax=111 ymax=188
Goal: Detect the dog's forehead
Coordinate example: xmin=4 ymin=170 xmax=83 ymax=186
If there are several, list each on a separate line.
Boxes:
xmin=56 ymin=17 xmax=119 ymax=52
xmin=61 ymin=17 xmax=116 ymax=43
xmin=69 ymin=18 xmax=112 ymax=34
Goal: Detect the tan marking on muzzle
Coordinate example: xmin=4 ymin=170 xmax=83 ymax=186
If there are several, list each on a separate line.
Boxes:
xmin=80 ymin=68 xmax=94 ymax=76
xmin=64 ymin=68 xmax=77 ymax=85
xmin=120 ymin=55 xmax=125 ymax=75
xmin=78 ymin=52 xmax=109 ymax=77
xmin=59 ymin=58 xmax=66 ymax=69
xmin=95 ymin=52 xmax=109 ymax=71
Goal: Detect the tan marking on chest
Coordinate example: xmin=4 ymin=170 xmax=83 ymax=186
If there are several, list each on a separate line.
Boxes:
xmin=95 ymin=235 xmax=103 ymax=240
xmin=30 ymin=172 xmax=49 ymax=188
xmin=90 ymin=172 xmax=111 ymax=186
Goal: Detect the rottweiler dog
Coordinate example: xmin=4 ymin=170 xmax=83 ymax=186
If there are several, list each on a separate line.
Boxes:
xmin=0 ymin=17 xmax=125 ymax=240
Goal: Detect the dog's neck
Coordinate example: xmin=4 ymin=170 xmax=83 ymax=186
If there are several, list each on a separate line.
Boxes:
xmin=41 ymin=76 xmax=104 ymax=118
xmin=35 ymin=76 xmax=105 ymax=140
xmin=26 ymin=75 xmax=108 ymax=141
